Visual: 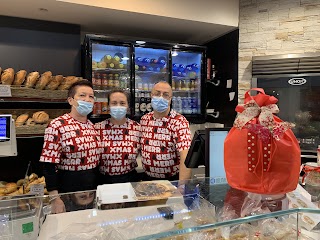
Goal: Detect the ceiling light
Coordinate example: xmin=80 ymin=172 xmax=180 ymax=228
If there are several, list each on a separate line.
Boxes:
xmin=122 ymin=57 xmax=129 ymax=60
xmin=136 ymin=40 xmax=146 ymax=44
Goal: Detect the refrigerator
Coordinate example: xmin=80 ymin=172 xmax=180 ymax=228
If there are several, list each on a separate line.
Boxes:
xmin=82 ymin=34 xmax=206 ymax=123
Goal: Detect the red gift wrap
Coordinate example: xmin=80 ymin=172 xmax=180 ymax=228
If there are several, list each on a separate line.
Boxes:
xmin=224 ymin=88 xmax=301 ymax=194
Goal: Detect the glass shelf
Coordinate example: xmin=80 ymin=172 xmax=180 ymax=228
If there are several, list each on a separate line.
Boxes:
xmin=92 ymin=68 xmax=127 ymax=72
xmin=136 ymin=70 xmax=167 ymax=75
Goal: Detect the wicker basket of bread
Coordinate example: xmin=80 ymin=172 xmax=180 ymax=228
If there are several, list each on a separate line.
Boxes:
xmin=0 ymin=109 xmax=68 ymax=135
xmin=0 ymin=173 xmax=48 ymax=198
xmin=0 ymin=67 xmax=82 ymax=100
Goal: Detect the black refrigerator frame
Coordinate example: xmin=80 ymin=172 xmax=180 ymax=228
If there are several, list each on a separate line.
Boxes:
xmin=82 ymin=34 xmax=207 ymax=123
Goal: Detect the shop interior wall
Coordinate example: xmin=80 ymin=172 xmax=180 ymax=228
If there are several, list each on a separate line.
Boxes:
xmin=205 ymin=29 xmax=239 ymax=127
xmin=0 ymin=16 xmax=81 ymax=182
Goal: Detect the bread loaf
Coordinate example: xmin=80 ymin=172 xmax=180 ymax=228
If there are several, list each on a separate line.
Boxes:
xmin=58 ymin=76 xmax=79 ymax=90
xmin=35 ymin=71 xmax=52 ymax=90
xmin=1 ymin=68 xmax=15 ymax=85
xmin=4 ymin=182 xmax=18 ymax=194
xmin=45 ymin=75 xmax=63 ymax=90
xmin=26 ymin=118 xmax=36 ymax=126
xmin=32 ymin=111 xmax=49 ymax=124
xmin=16 ymin=114 xmax=29 ymax=126
xmin=25 ymin=72 xmax=40 ymax=88
xmin=13 ymin=70 xmax=27 ymax=85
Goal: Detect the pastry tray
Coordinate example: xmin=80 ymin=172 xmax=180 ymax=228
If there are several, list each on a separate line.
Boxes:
xmin=96 ymin=183 xmax=137 ymax=206
xmin=131 ymin=180 xmax=181 ymax=201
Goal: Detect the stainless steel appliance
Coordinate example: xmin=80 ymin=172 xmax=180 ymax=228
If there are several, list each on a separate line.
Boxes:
xmin=251 ymin=53 xmax=320 ymax=157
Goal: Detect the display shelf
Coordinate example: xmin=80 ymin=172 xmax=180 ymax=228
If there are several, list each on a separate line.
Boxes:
xmin=172 ymin=75 xmax=199 ymax=80
xmin=92 ymin=68 xmax=127 ymax=72
xmin=136 ymin=70 xmax=167 ymax=75
xmin=94 ymin=88 xmax=130 ymax=93
xmin=0 ymin=97 xmax=68 ymax=103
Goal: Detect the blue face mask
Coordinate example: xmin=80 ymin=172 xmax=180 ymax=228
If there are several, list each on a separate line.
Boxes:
xmin=76 ymin=100 xmax=94 ymax=116
xmin=151 ymin=97 xmax=169 ymax=113
xmin=110 ymin=106 xmax=127 ymax=120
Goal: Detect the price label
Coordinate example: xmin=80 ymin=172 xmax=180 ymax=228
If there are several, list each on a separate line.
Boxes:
xmin=0 ymin=85 xmax=12 ymax=97
xmin=30 ymin=184 xmax=44 ymax=195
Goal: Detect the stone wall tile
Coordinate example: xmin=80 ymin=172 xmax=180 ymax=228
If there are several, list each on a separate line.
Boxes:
xmin=239 ymin=0 xmax=319 ymax=92
xmin=279 ymin=20 xmax=307 ymax=30
xmin=275 ymin=32 xmax=289 ymax=41
xmin=289 ymin=7 xmax=306 ymax=18
xmin=259 ymin=21 xmax=280 ymax=31
xmin=268 ymin=9 xmax=289 ymax=21
xmin=267 ymin=40 xmax=282 ymax=50
xmin=301 ymin=0 xmax=320 ymax=6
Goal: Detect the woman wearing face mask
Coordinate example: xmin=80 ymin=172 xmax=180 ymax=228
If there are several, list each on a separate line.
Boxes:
xmin=40 ymin=80 xmax=103 ymax=214
xmin=95 ymin=89 xmax=141 ymax=184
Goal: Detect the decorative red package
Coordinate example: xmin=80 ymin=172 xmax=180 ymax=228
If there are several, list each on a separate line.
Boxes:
xmin=224 ymin=88 xmax=301 ymax=194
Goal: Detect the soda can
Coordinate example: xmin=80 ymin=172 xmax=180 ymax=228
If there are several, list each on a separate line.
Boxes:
xmin=93 ymin=102 xmax=102 ymax=115
xmin=101 ymin=101 xmax=108 ymax=114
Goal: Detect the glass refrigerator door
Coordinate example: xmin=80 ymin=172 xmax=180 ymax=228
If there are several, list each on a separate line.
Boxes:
xmin=134 ymin=47 xmax=169 ymax=117
xmin=256 ymin=74 xmax=320 ymax=151
xmin=171 ymin=51 xmax=202 ymax=116
xmin=91 ymin=43 xmax=131 ymax=116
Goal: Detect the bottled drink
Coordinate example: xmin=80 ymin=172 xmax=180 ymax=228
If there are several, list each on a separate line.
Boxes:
xmin=191 ymin=96 xmax=198 ymax=114
xmin=185 ymin=79 xmax=190 ymax=91
xmin=176 ymin=97 xmax=182 ymax=113
xmin=143 ymin=82 xmax=149 ymax=91
xmin=146 ymin=95 xmax=152 ymax=112
xmin=92 ymin=73 xmax=102 ymax=90
xmin=120 ymin=74 xmax=128 ymax=89
xmin=186 ymin=97 xmax=192 ymax=114
xmin=190 ymin=79 xmax=195 ymax=90
xmin=148 ymin=83 xmax=154 ymax=91
xmin=101 ymin=73 xmax=108 ymax=90
xmin=139 ymin=97 xmax=147 ymax=115
xmin=175 ymin=79 xmax=180 ymax=91
xmin=101 ymin=101 xmax=108 ymax=114
xmin=172 ymin=79 xmax=176 ymax=90
xmin=93 ymin=102 xmax=102 ymax=115
xmin=181 ymin=97 xmax=187 ymax=114
xmin=135 ymin=93 xmax=139 ymax=114
xmin=108 ymin=74 xmax=114 ymax=88
xmin=171 ymin=96 xmax=177 ymax=111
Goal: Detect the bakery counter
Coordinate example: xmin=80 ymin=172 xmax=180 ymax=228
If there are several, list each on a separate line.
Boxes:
xmin=1 ymin=178 xmax=320 ymax=239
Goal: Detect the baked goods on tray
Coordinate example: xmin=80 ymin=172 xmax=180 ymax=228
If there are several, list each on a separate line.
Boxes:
xmin=13 ymin=70 xmax=27 ymax=85
xmin=133 ymin=181 xmax=176 ymax=200
xmin=1 ymin=68 xmax=15 ymax=85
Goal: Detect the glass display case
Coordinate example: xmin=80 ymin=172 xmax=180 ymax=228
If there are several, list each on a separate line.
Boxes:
xmin=1 ymin=178 xmax=319 ymax=240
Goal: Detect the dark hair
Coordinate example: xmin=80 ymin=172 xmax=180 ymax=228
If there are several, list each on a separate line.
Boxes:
xmin=108 ymin=89 xmax=129 ymax=105
xmin=67 ymin=79 xmax=93 ymax=98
